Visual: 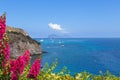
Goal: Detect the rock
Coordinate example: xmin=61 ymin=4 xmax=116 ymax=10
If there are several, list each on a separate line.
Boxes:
xmin=42 ymin=51 xmax=48 ymax=54
xmin=6 ymin=26 xmax=42 ymax=58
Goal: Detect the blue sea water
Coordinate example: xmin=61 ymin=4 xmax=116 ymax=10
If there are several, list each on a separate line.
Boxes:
xmin=35 ymin=38 xmax=120 ymax=75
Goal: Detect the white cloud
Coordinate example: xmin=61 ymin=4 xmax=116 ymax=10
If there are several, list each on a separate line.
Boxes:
xmin=48 ymin=23 xmax=63 ymax=31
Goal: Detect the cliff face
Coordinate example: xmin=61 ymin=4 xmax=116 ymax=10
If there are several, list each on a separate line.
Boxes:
xmin=6 ymin=26 xmax=42 ymax=58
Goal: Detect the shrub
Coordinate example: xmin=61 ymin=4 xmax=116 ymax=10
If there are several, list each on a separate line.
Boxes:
xmin=0 ymin=13 xmax=41 ymax=80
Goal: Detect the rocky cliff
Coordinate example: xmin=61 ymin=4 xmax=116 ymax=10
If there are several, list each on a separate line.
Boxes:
xmin=6 ymin=26 xmax=42 ymax=58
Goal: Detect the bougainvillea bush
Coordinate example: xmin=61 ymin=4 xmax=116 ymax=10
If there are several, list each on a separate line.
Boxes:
xmin=0 ymin=14 xmax=41 ymax=80
xmin=0 ymin=13 xmax=120 ymax=80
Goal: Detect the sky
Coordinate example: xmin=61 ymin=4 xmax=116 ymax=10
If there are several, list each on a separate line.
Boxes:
xmin=0 ymin=0 xmax=120 ymax=38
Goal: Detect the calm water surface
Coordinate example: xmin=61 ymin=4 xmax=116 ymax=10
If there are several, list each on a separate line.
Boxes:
xmin=34 ymin=38 xmax=120 ymax=75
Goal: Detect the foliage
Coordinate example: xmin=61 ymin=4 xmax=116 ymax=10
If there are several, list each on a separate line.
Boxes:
xmin=36 ymin=62 xmax=120 ymax=80
xmin=0 ymin=13 xmax=120 ymax=80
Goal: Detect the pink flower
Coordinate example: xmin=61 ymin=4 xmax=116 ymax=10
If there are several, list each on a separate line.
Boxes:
xmin=10 ymin=60 xmax=19 ymax=80
xmin=0 ymin=15 xmax=6 ymax=40
xmin=0 ymin=14 xmax=10 ymax=66
xmin=17 ymin=56 xmax=26 ymax=74
xmin=22 ymin=50 xmax=30 ymax=65
xmin=10 ymin=57 xmax=25 ymax=80
xmin=10 ymin=50 xmax=30 ymax=79
xmin=11 ymin=73 xmax=18 ymax=80
xmin=3 ymin=42 xmax=10 ymax=61
xmin=0 ymin=40 xmax=10 ymax=66
xmin=27 ymin=59 xmax=41 ymax=79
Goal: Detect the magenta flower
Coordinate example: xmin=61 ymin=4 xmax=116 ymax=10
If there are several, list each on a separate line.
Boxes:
xmin=22 ymin=50 xmax=30 ymax=65
xmin=0 ymin=14 xmax=10 ymax=67
xmin=11 ymin=73 xmax=18 ymax=80
xmin=10 ymin=60 xmax=18 ymax=80
xmin=27 ymin=59 xmax=41 ymax=79
xmin=9 ymin=60 xmax=17 ymax=79
xmin=10 ymin=57 xmax=25 ymax=80
xmin=10 ymin=50 xmax=30 ymax=79
xmin=0 ymin=41 xmax=10 ymax=64
xmin=3 ymin=42 xmax=10 ymax=61
xmin=17 ymin=56 xmax=26 ymax=74
xmin=0 ymin=15 xmax=6 ymax=40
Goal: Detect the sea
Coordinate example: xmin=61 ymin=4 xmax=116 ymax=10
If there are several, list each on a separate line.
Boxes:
xmin=34 ymin=38 xmax=120 ymax=75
